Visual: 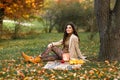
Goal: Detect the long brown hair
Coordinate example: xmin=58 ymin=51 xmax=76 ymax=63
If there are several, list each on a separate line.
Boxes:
xmin=63 ymin=22 xmax=80 ymax=46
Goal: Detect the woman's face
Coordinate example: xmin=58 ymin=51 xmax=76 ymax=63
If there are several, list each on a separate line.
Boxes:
xmin=66 ymin=25 xmax=73 ymax=34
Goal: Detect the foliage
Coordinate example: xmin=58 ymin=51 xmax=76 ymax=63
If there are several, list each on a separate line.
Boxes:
xmin=42 ymin=0 xmax=95 ymax=33
xmin=0 ymin=0 xmax=44 ymax=39
xmin=0 ymin=33 xmax=120 ymax=79
xmin=81 ymin=0 xmax=97 ymax=32
xmin=0 ymin=0 xmax=43 ymax=20
xmin=2 ymin=19 xmax=52 ymax=39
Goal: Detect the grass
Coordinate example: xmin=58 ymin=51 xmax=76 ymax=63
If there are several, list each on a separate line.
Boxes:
xmin=0 ymin=32 xmax=120 ymax=79
xmin=3 ymin=20 xmax=48 ymax=33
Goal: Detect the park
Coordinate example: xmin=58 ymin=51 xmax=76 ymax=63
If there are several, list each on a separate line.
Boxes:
xmin=0 ymin=0 xmax=120 ymax=79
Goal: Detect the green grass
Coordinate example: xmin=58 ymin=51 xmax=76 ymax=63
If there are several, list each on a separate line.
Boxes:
xmin=3 ymin=20 xmax=45 ymax=33
xmin=0 ymin=32 xmax=120 ymax=79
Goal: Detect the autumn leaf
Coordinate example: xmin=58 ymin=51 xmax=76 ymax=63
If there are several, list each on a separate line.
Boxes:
xmin=1 ymin=0 xmax=43 ymax=20
xmin=0 ymin=3 xmax=4 ymax=8
xmin=17 ymin=70 xmax=25 ymax=78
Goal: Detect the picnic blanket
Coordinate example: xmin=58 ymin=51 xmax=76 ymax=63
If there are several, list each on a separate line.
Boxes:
xmin=43 ymin=61 xmax=82 ymax=70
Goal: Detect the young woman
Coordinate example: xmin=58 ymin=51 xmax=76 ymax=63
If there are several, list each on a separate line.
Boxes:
xmin=22 ymin=22 xmax=86 ymax=63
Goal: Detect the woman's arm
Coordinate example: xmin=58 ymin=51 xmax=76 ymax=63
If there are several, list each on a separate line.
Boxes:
xmin=47 ymin=39 xmax=63 ymax=48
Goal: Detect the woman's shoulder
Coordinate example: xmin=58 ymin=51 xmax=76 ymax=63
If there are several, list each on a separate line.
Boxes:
xmin=71 ymin=34 xmax=78 ymax=38
xmin=71 ymin=34 xmax=78 ymax=40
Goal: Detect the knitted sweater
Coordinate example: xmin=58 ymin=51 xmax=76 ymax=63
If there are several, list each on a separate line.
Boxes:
xmin=52 ymin=34 xmax=85 ymax=59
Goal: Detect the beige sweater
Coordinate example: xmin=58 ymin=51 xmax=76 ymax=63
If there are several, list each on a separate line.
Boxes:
xmin=52 ymin=34 xmax=85 ymax=59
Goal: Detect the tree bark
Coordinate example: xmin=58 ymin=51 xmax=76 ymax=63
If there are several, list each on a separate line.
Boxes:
xmin=112 ymin=0 xmax=120 ymax=61
xmin=95 ymin=0 xmax=120 ymax=61
xmin=0 ymin=8 xmax=4 ymax=38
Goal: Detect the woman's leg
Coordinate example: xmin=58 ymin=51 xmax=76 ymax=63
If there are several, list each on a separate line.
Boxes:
xmin=40 ymin=46 xmax=63 ymax=60
xmin=51 ymin=46 xmax=63 ymax=59
xmin=41 ymin=55 xmax=59 ymax=61
xmin=21 ymin=46 xmax=63 ymax=63
xmin=40 ymin=48 xmax=52 ymax=57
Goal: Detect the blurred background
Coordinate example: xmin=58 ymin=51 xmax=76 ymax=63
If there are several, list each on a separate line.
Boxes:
xmin=0 ymin=0 xmax=98 ymax=39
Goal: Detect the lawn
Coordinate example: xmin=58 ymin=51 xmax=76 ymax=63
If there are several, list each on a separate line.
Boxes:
xmin=0 ymin=32 xmax=120 ymax=79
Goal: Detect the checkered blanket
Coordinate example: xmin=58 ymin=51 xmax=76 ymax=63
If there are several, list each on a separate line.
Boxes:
xmin=43 ymin=61 xmax=81 ymax=70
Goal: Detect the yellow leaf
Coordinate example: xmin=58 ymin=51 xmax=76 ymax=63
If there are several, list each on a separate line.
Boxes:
xmin=105 ymin=60 xmax=110 ymax=64
xmin=105 ymin=60 xmax=110 ymax=66
xmin=32 ymin=3 xmax=36 ymax=8
xmin=89 ymin=70 xmax=94 ymax=75
xmin=17 ymin=70 xmax=25 ymax=78
xmin=13 ymin=3 xmax=17 ymax=7
xmin=69 ymin=59 xmax=85 ymax=65
xmin=23 ymin=14 xmax=29 ymax=18
xmin=23 ymin=77 xmax=29 ymax=80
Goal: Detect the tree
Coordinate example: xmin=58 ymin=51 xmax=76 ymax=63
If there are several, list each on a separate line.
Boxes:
xmin=42 ymin=0 xmax=57 ymax=33
xmin=95 ymin=0 xmax=120 ymax=61
xmin=0 ymin=8 xmax=4 ymax=37
xmin=42 ymin=0 xmax=95 ymax=33
xmin=0 ymin=0 xmax=43 ymax=38
xmin=43 ymin=1 xmax=85 ymax=33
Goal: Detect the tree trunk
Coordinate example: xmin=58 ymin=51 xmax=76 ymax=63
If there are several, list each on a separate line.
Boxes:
xmin=0 ymin=8 xmax=4 ymax=38
xmin=95 ymin=0 xmax=120 ymax=61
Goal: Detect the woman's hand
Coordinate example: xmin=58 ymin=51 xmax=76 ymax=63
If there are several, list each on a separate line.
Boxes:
xmin=47 ymin=43 xmax=53 ymax=48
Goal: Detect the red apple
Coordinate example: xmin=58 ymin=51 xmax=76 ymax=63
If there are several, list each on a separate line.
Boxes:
xmin=61 ymin=60 xmax=65 ymax=63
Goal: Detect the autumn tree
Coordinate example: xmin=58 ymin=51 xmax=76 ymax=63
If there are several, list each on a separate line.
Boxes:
xmin=95 ymin=0 xmax=120 ymax=61
xmin=0 ymin=0 xmax=43 ymax=38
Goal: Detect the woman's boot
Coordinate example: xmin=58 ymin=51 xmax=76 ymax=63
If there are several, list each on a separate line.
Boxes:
xmin=21 ymin=52 xmax=33 ymax=62
xmin=33 ymin=56 xmax=41 ymax=63
xmin=21 ymin=52 xmax=41 ymax=63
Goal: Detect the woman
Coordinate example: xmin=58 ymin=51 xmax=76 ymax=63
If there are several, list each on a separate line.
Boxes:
xmin=22 ymin=22 xmax=86 ymax=63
